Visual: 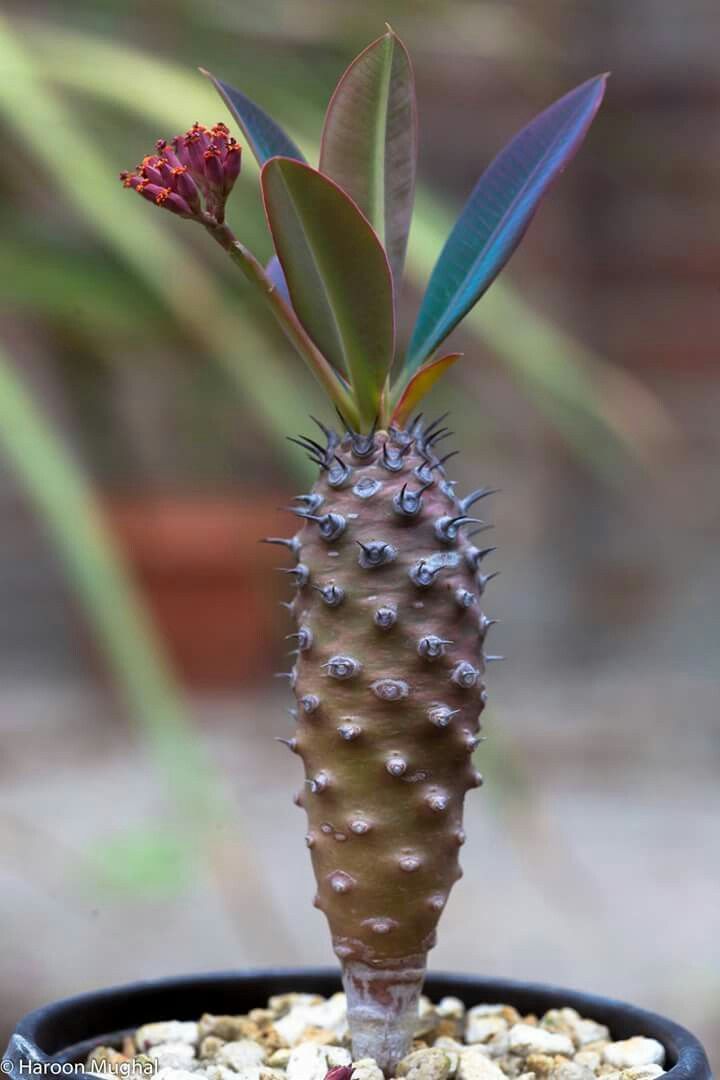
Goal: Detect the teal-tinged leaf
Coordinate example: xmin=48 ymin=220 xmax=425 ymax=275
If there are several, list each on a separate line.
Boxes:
xmin=261 ymin=157 xmax=395 ymax=427
xmin=319 ymin=28 xmax=417 ymax=288
xmin=406 ymin=74 xmax=608 ymax=373
xmin=202 ymin=68 xmax=306 ymax=166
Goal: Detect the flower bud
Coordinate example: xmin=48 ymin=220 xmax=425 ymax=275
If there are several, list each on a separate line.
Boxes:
xmin=139 ymin=155 xmax=164 ymax=186
xmin=171 ymin=166 xmax=202 ymax=214
xmin=210 ymin=122 xmax=230 ymax=148
xmin=155 ymin=159 xmax=175 ymax=185
xmin=121 ymin=121 xmax=242 ymax=223
xmin=223 ymin=140 xmax=242 ymax=194
xmin=203 ymin=146 xmax=224 ymax=191
xmin=184 ymin=122 xmax=210 ymax=176
xmin=132 ymin=180 xmax=192 ymax=218
xmin=155 ymin=188 xmax=194 ymax=217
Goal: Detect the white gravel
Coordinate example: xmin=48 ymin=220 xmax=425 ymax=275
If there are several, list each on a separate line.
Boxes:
xmin=85 ymin=990 xmax=668 ymax=1080
xmin=603 ymin=1039 xmax=666 ymax=1069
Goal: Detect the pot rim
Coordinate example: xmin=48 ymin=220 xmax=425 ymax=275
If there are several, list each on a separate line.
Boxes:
xmin=5 ymin=968 xmax=712 ymax=1080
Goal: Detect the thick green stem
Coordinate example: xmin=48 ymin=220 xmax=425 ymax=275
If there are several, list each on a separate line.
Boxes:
xmin=204 ymin=219 xmax=362 ymax=428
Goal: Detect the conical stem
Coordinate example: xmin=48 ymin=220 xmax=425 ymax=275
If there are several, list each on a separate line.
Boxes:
xmin=341 ymin=956 xmax=426 ymax=1075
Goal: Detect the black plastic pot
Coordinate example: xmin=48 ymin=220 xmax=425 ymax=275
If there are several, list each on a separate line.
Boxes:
xmin=3 ymin=969 xmax=711 ymax=1080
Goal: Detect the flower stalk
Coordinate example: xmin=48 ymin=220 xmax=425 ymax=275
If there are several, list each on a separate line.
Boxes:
xmin=209 ymin=226 xmax=362 ymax=428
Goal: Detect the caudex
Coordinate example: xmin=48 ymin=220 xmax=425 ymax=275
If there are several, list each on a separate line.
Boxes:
xmin=122 ymin=28 xmax=605 ymax=1075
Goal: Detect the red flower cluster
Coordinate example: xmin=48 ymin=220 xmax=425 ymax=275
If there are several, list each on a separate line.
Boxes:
xmin=120 ymin=121 xmax=242 ymax=222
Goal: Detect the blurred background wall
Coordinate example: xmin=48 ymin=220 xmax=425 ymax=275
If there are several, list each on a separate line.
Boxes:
xmin=1 ymin=0 xmax=718 ymax=1069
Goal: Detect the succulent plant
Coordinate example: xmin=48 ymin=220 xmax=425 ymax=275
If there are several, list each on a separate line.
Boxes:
xmin=122 ymin=29 xmax=605 ymax=1073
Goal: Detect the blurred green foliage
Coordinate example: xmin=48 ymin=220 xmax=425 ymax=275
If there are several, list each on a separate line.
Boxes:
xmin=0 ymin=336 xmax=214 ymax=839
xmin=0 ymin=335 xmax=297 ymax=937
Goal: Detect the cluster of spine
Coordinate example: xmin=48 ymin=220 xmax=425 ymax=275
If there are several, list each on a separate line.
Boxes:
xmin=269 ymin=417 xmax=500 ymax=1068
xmin=120 ymin=121 xmax=241 ymax=222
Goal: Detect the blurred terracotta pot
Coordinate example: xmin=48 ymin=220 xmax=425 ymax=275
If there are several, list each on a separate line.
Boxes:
xmin=104 ymin=495 xmax=292 ymax=688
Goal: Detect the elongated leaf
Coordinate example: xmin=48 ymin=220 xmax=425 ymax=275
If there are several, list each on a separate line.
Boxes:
xmin=391 ymin=352 xmax=462 ymax=427
xmin=406 ymin=74 xmax=608 ymax=373
xmin=262 ymin=157 xmax=395 ymax=426
xmin=202 ymin=69 xmax=306 ymax=166
xmin=319 ymin=28 xmax=417 ymax=288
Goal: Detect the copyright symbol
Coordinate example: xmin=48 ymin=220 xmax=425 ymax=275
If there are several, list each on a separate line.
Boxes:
xmin=1 ymin=1058 xmax=14 ymax=1074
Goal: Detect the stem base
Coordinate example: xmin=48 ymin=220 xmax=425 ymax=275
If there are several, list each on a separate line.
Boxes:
xmin=341 ymin=956 xmax=426 ymax=1074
